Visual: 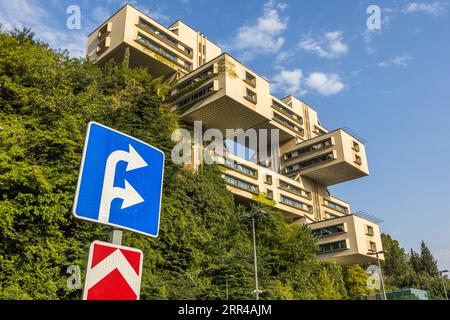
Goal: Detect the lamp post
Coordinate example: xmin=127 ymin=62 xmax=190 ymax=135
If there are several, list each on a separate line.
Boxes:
xmin=240 ymin=210 xmax=266 ymax=300
xmin=433 ymin=270 xmax=449 ymax=300
xmin=368 ymin=250 xmax=387 ymax=300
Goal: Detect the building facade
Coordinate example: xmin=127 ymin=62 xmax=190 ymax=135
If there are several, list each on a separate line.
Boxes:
xmin=87 ymin=4 xmax=384 ymax=265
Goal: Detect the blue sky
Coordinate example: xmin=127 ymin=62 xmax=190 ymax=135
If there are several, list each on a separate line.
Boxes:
xmin=1 ymin=0 xmax=450 ymax=270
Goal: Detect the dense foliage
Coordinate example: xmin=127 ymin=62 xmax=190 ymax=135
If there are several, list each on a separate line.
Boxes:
xmin=381 ymin=235 xmax=449 ymax=299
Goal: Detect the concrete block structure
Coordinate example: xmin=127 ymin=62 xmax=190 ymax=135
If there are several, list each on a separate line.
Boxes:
xmin=87 ymin=3 xmax=384 ymax=265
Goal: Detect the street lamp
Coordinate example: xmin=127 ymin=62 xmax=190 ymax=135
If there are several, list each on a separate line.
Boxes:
xmin=240 ymin=210 xmax=266 ymax=300
xmin=368 ymin=250 xmax=387 ymax=300
xmin=433 ymin=270 xmax=449 ymax=300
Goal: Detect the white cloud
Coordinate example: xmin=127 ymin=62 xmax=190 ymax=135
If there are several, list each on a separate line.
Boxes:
xmin=225 ymin=1 xmax=288 ymax=61
xmin=299 ymin=31 xmax=349 ymax=59
xmin=378 ymin=54 xmax=413 ymax=67
xmin=271 ymin=69 xmax=345 ymax=97
xmin=403 ymin=2 xmax=449 ymax=16
xmin=305 ymin=72 xmax=345 ymax=96
xmin=271 ymin=69 xmax=304 ymax=96
xmin=0 ymin=0 xmax=87 ymax=57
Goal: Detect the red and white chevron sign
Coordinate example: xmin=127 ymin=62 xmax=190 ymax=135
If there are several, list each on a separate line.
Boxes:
xmin=83 ymin=241 xmax=143 ymax=300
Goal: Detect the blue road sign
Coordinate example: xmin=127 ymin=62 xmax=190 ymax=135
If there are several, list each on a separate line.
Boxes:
xmin=73 ymin=122 xmax=164 ymax=237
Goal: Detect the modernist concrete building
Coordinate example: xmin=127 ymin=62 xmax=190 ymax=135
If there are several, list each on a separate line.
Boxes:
xmin=87 ymin=4 xmax=221 ymax=79
xmin=87 ymin=3 xmax=384 ymax=265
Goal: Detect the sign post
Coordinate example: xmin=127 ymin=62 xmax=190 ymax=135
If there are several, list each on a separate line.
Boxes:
xmin=73 ymin=122 xmax=164 ymax=300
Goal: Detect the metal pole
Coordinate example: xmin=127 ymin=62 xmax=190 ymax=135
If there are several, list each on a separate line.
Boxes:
xmin=108 ymin=229 xmax=123 ymax=245
xmin=252 ymin=216 xmax=259 ymax=300
xmin=440 ymin=272 xmax=448 ymax=300
xmin=377 ymin=251 xmax=387 ymax=300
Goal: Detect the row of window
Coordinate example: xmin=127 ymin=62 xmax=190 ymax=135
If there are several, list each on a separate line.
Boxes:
xmin=170 ymin=67 xmax=215 ymax=97
xmin=280 ymin=195 xmax=312 ymax=213
xmin=319 ymin=240 xmax=347 ymax=253
xmin=139 ymin=18 xmax=192 ymax=56
xmin=224 ymin=175 xmax=259 ymax=194
xmin=325 ymin=212 xmax=340 ymax=219
xmin=272 ymin=114 xmax=304 ymax=135
xmin=271 ymin=100 xmax=303 ymax=125
xmin=284 ymin=152 xmax=334 ymax=174
xmin=279 ymin=180 xmax=311 ymax=199
xmin=323 ymin=199 xmax=348 ymax=214
xmin=313 ymin=125 xmax=327 ymax=136
xmin=313 ymin=224 xmax=345 ymax=237
xmin=283 ymin=138 xmax=333 ymax=162
xmin=223 ymin=159 xmax=258 ymax=178
xmin=175 ymin=84 xmax=214 ymax=109
xmin=137 ymin=33 xmax=193 ymax=71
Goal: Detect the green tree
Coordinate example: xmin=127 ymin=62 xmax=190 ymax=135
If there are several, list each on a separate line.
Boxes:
xmin=343 ymin=265 xmax=371 ymax=299
xmin=419 ymin=241 xmax=438 ymax=275
xmin=381 ymin=234 xmax=415 ymax=289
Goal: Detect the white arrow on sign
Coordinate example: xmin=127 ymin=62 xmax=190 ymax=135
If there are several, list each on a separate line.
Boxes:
xmin=98 ymin=144 xmax=148 ymax=223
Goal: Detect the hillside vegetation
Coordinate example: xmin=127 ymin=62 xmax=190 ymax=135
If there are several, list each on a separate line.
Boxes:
xmin=0 ymin=29 xmax=447 ymax=300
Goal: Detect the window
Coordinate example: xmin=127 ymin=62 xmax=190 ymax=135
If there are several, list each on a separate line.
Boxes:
xmin=244 ymin=71 xmax=256 ymax=87
xmin=272 ymin=100 xmax=303 ymax=125
xmin=352 ymin=141 xmax=360 ymax=152
xmin=244 ymin=88 xmax=257 ymax=104
xmin=273 ymin=114 xmax=304 ymax=135
xmin=223 ymin=159 xmax=258 ymax=178
xmin=366 ymin=225 xmax=375 ymax=236
xmin=137 ymin=33 xmax=178 ymax=62
xmin=314 ymin=125 xmax=327 ymax=136
xmin=96 ymin=37 xmax=110 ymax=53
xmin=285 ymin=152 xmax=334 ymax=174
xmin=266 ymin=189 xmax=273 ymax=200
xmin=175 ymin=84 xmax=215 ymax=109
xmin=325 ymin=212 xmax=339 ymax=219
xmin=283 ymin=138 xmax=332 ymax=161
xmin=354 ymin=154 xmax=362 ymax=165
xmin=324 ymin=200 xmax=348 ymax=214
xmin=279 ymin=180 xmax=311 ymax=199
xmin=169 ymin=67 xmax=215 ymax=96
xmin=139 ymin=18 xmax=181 ymax=49
xmin=264 ymin=175 xmax=273 ymax=185
xmin=224 ymin=175 xmax=259 ymax=194
xmin=280 ymin=195 xmax=312 ymax=212
xmin=313 ymin=224 xmax=345 ymax=237
xmin=319 ymin=240 xmax=348 ymax=253
xmin=368 ymin=241 xmax=377 ymax=252
xmin=98 ymin=22 xmax=111 ymax=39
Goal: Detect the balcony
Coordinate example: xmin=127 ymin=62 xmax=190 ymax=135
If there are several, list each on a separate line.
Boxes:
xmin=309 ymin=215 xmax=384 ymax=265
xmin=281 ymin=129 xmax=369 ymax=186
xmin=214 ymin=153 xmax=315 ymax=219
xmin=168 ymin=54 xmax=305 ymax=143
